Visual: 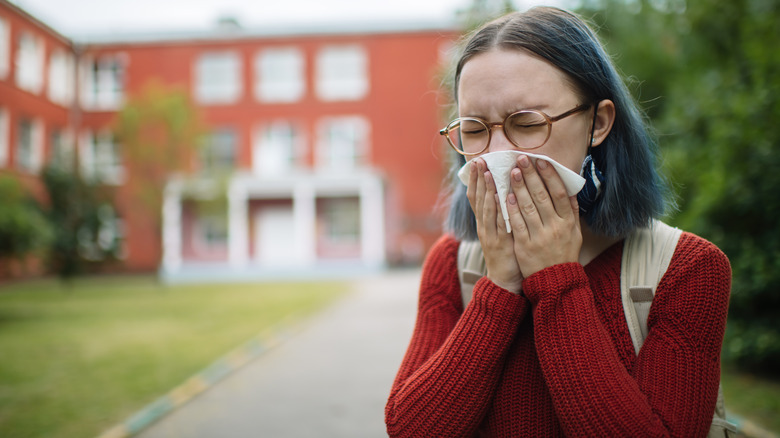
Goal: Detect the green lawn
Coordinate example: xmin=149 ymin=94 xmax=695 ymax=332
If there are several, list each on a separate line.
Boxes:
xmin=0 ymin=275 xmax=347 ymax=438
xmin=722 ymin=366 xmax=780 ymax=435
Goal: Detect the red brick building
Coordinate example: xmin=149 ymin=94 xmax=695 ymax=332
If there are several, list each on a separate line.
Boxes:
xmin=0 ymin=0 xmax=460 ymax=281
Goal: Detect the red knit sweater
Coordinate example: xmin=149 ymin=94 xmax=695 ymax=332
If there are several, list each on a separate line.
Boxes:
xmin=385 ymin=233 xmax=730 ymax=437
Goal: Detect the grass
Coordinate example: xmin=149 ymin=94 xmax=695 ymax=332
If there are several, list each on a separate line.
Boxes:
xmin=721 ymin=366 xmax=780 ymax=435
xmin=0 ymin=275 xmax=348 ymax=438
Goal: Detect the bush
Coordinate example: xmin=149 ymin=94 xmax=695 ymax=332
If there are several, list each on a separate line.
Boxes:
xmin=0 ymin=176 xmax=51 ymax=264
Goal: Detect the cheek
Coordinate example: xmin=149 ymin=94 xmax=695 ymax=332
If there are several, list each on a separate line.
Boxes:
xmin=537 ymin=138 xmax=589 ymax=174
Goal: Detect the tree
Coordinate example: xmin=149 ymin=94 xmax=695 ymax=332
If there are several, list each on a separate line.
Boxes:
xmin=0 ymin=176 xmax=51 ymax=271
xmin=579 ymin=0 xmax=780 ymax=376
xmin=41 ymin=166 xmax=121 ymax=280
xmin=114 ymin=80 xmax=204 ymax=226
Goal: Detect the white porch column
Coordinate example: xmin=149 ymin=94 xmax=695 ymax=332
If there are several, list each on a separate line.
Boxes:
xmin=161 ymin=180 xmax=182 ymax=272
xmin=228 ymin=178 xmax=249 ymax=267
xmin=360 ymin=175 xmax=386 ymax=267
xmin=293 ymin=181 xmax=317 ymax=265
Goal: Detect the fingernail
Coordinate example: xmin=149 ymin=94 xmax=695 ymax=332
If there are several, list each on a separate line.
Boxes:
xmin=519 ymin=156 xmax=530 ymax=168
xmin=508 ymin=193 xmax=517 ymax=205
xmin=537 ymin=160 xmax=548 ymax=170
xmin=512 ymin=169 xmax=522 ymax=182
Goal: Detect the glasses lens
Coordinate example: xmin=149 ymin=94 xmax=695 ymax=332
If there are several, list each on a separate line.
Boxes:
xmin=448 ymin=118 xmax=488 ymax=155
xmin=506 ymin=111 xmax=550 ymax=149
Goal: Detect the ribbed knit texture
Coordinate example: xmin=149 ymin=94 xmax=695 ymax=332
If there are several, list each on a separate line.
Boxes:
xmin=385 ymin=233 xmax=730 ymax=437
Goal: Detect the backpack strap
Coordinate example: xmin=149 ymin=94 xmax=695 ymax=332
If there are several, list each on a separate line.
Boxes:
xmin=457 ymin=240 xmax=485 ymax=308
xmin=620 ymin=219 xmax=683 ymax=355
xmin=620 ymin=221 xmax=737 ymax=437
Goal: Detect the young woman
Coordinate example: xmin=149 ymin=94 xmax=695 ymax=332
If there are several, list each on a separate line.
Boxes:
xmin=385 ymin=7 xmax=730 ymax=437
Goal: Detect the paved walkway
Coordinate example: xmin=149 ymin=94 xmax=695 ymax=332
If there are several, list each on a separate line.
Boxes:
xmin=135 ymin=269 xmax=421 ymax=438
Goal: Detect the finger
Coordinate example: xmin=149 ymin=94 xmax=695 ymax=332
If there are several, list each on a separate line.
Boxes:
xmin=516 ymin=155 xmax=553 ymax=226
xmin=536 ymin=159 xmax=573 ymax=220
xmin=570 ymin=195 xmax=581 ymax=227
xmin=466 ymin=159 xmax=479 ymax=212
xmin=482 ymin=170 xmax=499 ymax=235
xmin=506 ymin=191 xmax=530 ymax=240
xmin=510 ymin=165 xmax=543 ymax=234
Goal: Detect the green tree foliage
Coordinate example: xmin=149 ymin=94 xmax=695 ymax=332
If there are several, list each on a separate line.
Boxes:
xmin=41 ymin=167 xmax=121 ymax=279
xmin=114 ymin=80 xmax=204 ymax=223
xmin=0 ymin=176 xmax=51 ymax=264
xmin=579 ymin=0 xmax=780 ymax=375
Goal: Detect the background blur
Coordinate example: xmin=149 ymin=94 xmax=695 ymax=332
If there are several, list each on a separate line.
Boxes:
xmin=1 ymin=0 xmax=778 ymax=437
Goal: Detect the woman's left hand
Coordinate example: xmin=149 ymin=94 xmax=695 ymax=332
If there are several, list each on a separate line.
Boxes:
xmin=506 ymin=155 xmax=583 ymax=278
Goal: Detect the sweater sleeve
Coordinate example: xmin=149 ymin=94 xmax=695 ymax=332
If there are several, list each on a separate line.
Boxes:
xmin=523 ymin=233 xmax=731 ymax=437
xmin=385 ymin=235 xmax=530 ymax=437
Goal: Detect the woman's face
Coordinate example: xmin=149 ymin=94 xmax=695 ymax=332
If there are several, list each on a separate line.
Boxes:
xmin=457 ymin=48 xmax=593 ymax=173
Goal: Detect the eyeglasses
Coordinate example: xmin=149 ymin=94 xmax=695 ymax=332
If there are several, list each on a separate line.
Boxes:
xmin=439 ymin=103 xmax=591 ymax=156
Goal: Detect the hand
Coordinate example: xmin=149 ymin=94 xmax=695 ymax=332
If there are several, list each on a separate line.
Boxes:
xmin=466 ymin=158 xmax=523 ymax=293
xmin=506 ymin=155 xmax=582 ymax=278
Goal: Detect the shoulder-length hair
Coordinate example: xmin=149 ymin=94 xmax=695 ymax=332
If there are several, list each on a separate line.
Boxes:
xmin=445 ymin=7 xmax=672 ymax=240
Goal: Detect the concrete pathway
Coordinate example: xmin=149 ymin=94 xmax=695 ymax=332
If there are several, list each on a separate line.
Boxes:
xmin=135 ymin=269 xmax=421 ymax=438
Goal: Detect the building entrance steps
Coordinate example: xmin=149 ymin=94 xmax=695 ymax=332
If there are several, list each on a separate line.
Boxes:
xmin=134 ymin=268 xmax=421 ymax=438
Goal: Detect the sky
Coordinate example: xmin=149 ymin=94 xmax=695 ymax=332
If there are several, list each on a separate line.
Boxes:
xmin=9 ymin=0 xmax=568 ymax=38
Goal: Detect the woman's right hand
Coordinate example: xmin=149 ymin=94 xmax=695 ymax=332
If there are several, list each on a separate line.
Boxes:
xmin=466 ymin=158 xmax=524 ymax=294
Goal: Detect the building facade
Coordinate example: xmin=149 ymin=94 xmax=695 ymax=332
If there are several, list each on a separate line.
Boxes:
xmin=0 ymin=0 xmax=459 ymax=281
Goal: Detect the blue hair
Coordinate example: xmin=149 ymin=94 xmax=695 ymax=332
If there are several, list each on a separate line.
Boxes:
xmin=445 ymin=7 xmax=673 ymax=240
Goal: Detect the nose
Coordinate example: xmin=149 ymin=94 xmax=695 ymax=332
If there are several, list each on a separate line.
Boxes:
xmin=487 ymin=125 xmax=514 ymax=153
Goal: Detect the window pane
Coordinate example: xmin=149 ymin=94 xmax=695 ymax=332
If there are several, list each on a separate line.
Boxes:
xmin=254 ymin=122 xmax=299 ymax=175
xmin=316 ymin=45 xmax=368 ymax=101
xmin=255 ymin=48 xmax=304 ymax=103
xmin=195 ymin=52 xmax=242 ymax=104
xmin=317 ymin=117 xmax=369 ymax=170
xmin=0 ymin=17 xmax=9 ymax=79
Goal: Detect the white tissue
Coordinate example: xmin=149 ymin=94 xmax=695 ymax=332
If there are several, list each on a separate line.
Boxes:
xmin=457 ymin=150 xmax=586 ymax=233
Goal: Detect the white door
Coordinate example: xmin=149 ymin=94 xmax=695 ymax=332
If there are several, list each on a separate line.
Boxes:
xmin=255 ymin=207 xmax=297 ymax=266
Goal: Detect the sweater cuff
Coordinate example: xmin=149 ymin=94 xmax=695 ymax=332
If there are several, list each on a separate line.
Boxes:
xmin=470 ymin=277 xmax=527 ymax=320
xmin=522 ymin=262 xmax=588 ymax=306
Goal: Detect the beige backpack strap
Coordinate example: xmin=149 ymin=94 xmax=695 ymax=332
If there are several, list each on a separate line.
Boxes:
xmin=620 ymin=219 xmax=683 ymax=355
xmin=457 ymin=240 xmax=486 ymax=308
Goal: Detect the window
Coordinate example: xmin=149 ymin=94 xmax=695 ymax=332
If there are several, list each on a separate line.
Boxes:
xmin=78 ymin=204 xmax=125 ymax=261
xmin=255 ymin=47 xmax=305 ymax=103
xmin=50 ymin=129 xmax=74 ymax=171
xmin=0 ymin=108 xmax=8 ymax=167
xmin=48 ymin=50 xmax=75 ymax=106
xmin=201 ymin=129 xmax=236 ymax=173
xmin=253 ymin=121 xmax=302 ymax=175
xmin=81 ymin=55 xmax=125 ymax=110
xmin=15 ymin=32 xmax=44 ymax=94
xmin=320 ymin=197 xmax=361 ymax=244
xmin=15 ymin=118 xmax=43 ymax=173
xmin=315 ymin=45 xmax=368 ymax=101
xmin=316 ymin=116 xmax=370 ymax=170
xmin=195 ymin=52 xmax=242 ymax=104
xmin=80 ymin=131 xmax=124 ymax=184
xmin=0 ymin=17 xmax=9 ymax=80
xmin=194 ymin=214 xmax=228 ymax=253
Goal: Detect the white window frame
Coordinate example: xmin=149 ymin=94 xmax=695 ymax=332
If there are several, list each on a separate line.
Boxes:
xmin=254 ymin=47 xmax=305 ymax=103
xmin=48 ymin=50 xmax=75 ymax=107
xmin=50 ymin=128 xmax=75 ymax=171
xmin=80 ymin=131 xmax=125 ymax=185
xmin=0 ymin=107 xmax=8 ymax=168
xmin=252 ymin=121 xmax=303 ymax=176
xmin=200 ymin=128 xmax=237 ymax=173
xmin=80 ymin=54 xmax=126 ymax=110
xmin=0 ymin=16 xmax=9 ymax=80
xmin=315 ymin=45 xmax=368 ymax=102
xmin=15 ymin=118 xmax=43 ymax=173
xmin=15 ymin=32 xmax=44 ymax=94
xmin=193 ymin=214 xmax=229 ymax=254
xmin=194 ymin=51 xmax=242 ymax=105
xmin=316 ymin=116 xmax=370 ymax=171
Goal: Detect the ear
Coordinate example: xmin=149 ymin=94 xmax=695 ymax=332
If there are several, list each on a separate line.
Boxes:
xmin=590 ymin=99 xmax=615 ymax=147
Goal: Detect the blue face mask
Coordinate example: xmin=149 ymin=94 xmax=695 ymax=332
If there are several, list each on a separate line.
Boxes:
xmin=578 ymin=154 xmax=605 ymax=214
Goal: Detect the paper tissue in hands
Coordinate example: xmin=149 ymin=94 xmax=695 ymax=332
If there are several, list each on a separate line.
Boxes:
xmin=457 ymin=150 xmax=586 ymax=233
